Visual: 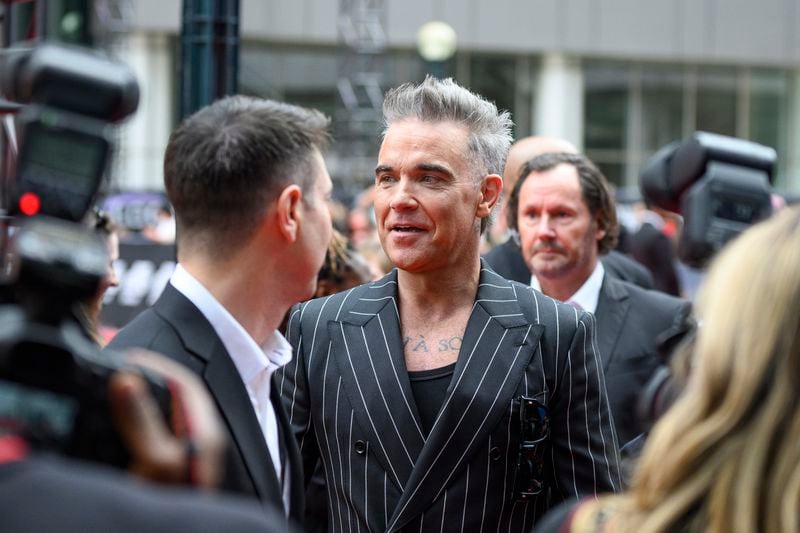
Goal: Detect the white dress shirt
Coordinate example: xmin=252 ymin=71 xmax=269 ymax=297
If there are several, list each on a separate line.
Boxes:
xmin=170 ymin=264 xmax=292 ymax=512
xmin=531 ymin=261 xmax=605 ymax=314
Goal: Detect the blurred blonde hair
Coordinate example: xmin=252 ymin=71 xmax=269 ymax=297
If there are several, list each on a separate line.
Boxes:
xmin=571 ymin=206 xmax=800 ymax=533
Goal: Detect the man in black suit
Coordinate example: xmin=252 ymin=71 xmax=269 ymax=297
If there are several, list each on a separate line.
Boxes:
xmin=279 ymin=77 xmax=621 ymax=532
xmin=506 ymin=152 xmax=691 ymax=446
xmin=108 ymin=96 xmax=335 ymax=523
xmin=484 ymin=136 xmax=654 ymax=289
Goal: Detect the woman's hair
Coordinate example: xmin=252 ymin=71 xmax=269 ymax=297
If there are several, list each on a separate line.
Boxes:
xmin=315 ymin=229 xmax=373 ymax=297
xmin=571 ymin=206 xmax=800 ymax=533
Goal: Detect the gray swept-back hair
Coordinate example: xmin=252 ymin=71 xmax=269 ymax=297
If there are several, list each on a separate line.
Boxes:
xmin=381 ymin=76 xmax=513 ymax=232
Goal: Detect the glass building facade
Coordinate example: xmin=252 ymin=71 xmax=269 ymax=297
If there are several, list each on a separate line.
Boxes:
xmin=237 ymin=43 xmax=798 ymax=194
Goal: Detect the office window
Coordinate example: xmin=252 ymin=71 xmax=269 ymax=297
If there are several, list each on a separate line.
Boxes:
xmin=696 ymin=66 xmax=737 ymax=137
xmin=584 ymin=62 xmax=631 ymax=185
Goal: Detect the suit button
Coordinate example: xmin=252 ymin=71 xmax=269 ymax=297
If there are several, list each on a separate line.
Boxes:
xmin=354 ymin=440 xmax=367 ymax=455
xmin=490 ymin=446 xmax=502 ymax=461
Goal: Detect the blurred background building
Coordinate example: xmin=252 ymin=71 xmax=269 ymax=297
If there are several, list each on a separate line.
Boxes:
xmin=7 ymin=0 xmax=800 ymax=197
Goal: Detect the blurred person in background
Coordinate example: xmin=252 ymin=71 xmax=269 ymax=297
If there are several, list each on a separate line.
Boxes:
xmin=507 ymin=152 xmax=692 ymax=446
xmin=79 ymin=207 xmax=120 ymax=346
xmin=484 ymin=136 xmax=654 ymax=290
xmin=142 ymin=202 xmax=177 ymax=245
xmin=314 ymin=229 xmax=375 ymax=297
xmin=535 ymin=205 xmax=800 ymax=533
xmin=628 ymin=201 xmax=682 ymax=297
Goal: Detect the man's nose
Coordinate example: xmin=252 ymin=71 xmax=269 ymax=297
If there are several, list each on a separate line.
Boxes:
xmin=389 ymin=179 xmax=418 ymax=210
xmin=534 ymin=215 xmax=557 ymax=239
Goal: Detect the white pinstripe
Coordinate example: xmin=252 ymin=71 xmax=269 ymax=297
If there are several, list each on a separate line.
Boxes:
xmin=578 ymin=320 xmax=599 ymax=492
xmin=586 ymin=312 xmax=622 ymax=491
xmin=363 ymin=441 xmax=369 ymax=533
xmin=369 ymin=279 xmax=397 ymax=289
xmin=478 ymin=283 xmax=516 ymax=289
xmin=359 ymin=325 xmax=416 ymax=466
xmin=376 ymin=314 xmax=425 ymax=439
xmin=348 ymin=410 xmax=355 ymax=533
xmin=479 ymin=436 xmax=492 ymax=532
xmin=334 ymin=378 xmax=346 ymax=532
xmin=565 ymin=347 xmax=579 ymax=497
xmin=495 ymin=402 xmax=514 ymax=533
xmin=279 ymin=307 xmax=301 ymax=413
xmin=439 ymin=490 xmax=448 ymax=533
xmin=319 ymin=343 xmax=345 ymax=530
xmin=360 ymin=296 xmax=396 ymax=303
xmin=390 ymin=324 xmax=533 ymax=529
xmin=460 ymin=464 xmax=470 ymax=533
xmin=383 ymin=472 xmax=388 ymax=531
xmin=552 ymin=298 xmax=560 ymax=401
xmin=283 ymin=271 xmax=621 ymax=532
xmin=339 ymin=322 xmax=403 ymax=487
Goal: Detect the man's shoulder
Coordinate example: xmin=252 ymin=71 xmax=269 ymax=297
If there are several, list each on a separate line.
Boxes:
xmin=495 ymin=275 xmax=586 ymax=331
xmin=106 ymin=287 xmax=194 ymax=355
xmin=108 ymin=306 xmax=170 ymax=348
xmin=0 ymin=455 xmax=291 ymax=533
xmin=294 ymin=280 xmax=378 ymax=323
xmin=605 ymin=275 xmax=690 ymax=318
xmin=482 ymin=239 xmax=530 ymax=283
xmin=601 ymin=250 xmax=654 ymax=289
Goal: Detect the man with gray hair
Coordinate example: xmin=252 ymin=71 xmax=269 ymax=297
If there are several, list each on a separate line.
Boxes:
xmin=279 ymin=77 xmax=620 ymax=532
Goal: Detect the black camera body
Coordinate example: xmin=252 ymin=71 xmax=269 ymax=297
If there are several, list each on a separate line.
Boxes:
xmin=0 ymin=216 xmax=172 ymax=467
xmin=1 ymin=42 xmax=139 ymax=222
xmin=0 ymin=43 xmax=173 ymax=470
xmin=640 ymin=131 xmax=774 ymax=268
xmin=0 ymin=307 xmax=171 ymax=468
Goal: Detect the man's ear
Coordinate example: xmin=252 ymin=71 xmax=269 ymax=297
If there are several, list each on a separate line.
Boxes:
xmin=476 ymin=174 xmax=503 ymax=218
xmin=276 ymin=184 xmax=303 ymax=242
xmin=594 ymin=215 xmax=607 ymax=242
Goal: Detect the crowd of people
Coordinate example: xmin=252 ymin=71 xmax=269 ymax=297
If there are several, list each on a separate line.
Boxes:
xmin=5 ymin=75 xmax=799 ymax=532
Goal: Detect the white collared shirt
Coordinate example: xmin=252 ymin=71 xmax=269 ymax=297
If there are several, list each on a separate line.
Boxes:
xmin=531 ymin=261 xmax=605 ymax=314
xmin=170 ymin=264 xmax=292 ymax=512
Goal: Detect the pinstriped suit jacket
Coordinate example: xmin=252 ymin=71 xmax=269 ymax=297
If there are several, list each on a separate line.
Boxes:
xmin=278 ymin=263 xmax=621 ymax=532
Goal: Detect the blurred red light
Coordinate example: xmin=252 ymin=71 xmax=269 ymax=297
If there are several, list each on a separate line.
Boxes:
xmin=19 ymin=192 xmax=41 ymax=216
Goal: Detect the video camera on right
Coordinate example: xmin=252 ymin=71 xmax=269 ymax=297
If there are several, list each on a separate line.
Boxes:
xmin=640 ymin=131 xmax=775 ymax=268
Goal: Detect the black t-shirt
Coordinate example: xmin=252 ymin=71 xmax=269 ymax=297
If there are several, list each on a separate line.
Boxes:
xmin=408 ymin=362 xmax=457 ymax=436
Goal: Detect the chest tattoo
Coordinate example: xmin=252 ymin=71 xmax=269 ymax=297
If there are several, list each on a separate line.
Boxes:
xmin=403 ymin=334 xmax=463 ymax=354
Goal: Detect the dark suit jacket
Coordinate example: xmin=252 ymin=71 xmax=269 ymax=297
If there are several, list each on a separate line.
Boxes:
xmin=629 ymin=222 xmax=681 ymax=296
xmin=484 ymin=238 xmax=654 ymax=290
xmin=1 ymin=454 xmax=296 ymax=533
xmin=106 ymin=284 xmax=304 ymax=524
xmin=594 ymin=275 xmax=691 ymax=445
xmin=278 ymin=262 xmax=621 ymax=532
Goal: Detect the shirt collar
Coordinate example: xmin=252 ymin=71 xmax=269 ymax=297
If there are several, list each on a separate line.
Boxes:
xmin=169 ymin=264 xmax=293 ymax=384
xmin=530 ymin=261 xmax=605 ymax=314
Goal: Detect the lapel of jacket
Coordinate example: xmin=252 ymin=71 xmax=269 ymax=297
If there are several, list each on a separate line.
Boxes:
xmin=156 ymin=285 xmax=283 ymax=506
xmin=328 ymin=270 xmax=426 ymax=492
xmin=594 ymin=275 xmax=631 ymax=371
xmin=386 ymin=265 xmax=544 ymax=532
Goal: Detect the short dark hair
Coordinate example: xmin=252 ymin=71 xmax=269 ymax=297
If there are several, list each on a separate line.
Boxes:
xmin=506 ymin=152 xmax=619 ymax=255
xmin=163 ymin=95 xmax=330 ymax=251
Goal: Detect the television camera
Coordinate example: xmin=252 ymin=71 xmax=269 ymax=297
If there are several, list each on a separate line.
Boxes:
xmin=0 ymin=42 xmax=172 ymax=469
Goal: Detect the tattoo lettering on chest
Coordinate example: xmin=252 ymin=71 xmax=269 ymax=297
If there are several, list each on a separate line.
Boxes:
xmin=403 ymin=334 xmax=463 ymax=353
